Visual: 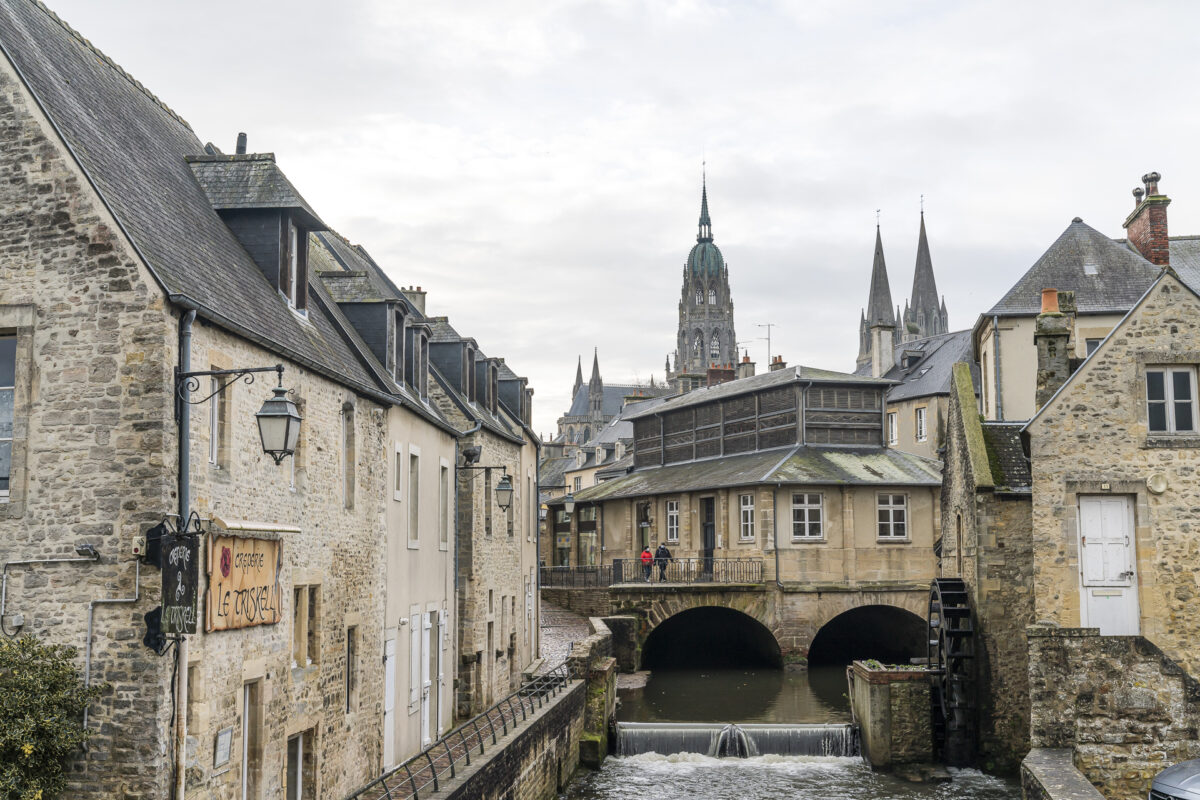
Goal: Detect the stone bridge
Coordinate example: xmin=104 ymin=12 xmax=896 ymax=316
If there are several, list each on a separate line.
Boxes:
xmin=542 ymin=579 xmax=930 ymax=670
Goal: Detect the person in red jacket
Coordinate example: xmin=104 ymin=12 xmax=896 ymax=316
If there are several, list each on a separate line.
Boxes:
xmin=640 ymin=546 xmax=653 ymax=582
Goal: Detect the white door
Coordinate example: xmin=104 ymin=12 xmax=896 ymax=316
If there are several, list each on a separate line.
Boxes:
xmin=420 ymin=612 xmax=432 ymax=747
xmin=383 ymin=639 xmax=396 ymax=769
xmin=436 ymin=607 xmax=447 ymax=738
xmin=1078 ymin=495 xmax=1139 ymax=635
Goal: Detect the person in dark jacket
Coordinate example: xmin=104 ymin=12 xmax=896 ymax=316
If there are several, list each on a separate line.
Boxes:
xmin=640 ymin=546 xmax=653 ymax=582
xmin=654 ymin=543 xmax=672 ymax=582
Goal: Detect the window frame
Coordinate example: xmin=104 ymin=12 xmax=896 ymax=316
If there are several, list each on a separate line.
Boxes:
xmin=791 ymin=492 xmax=824 ymax=541
xmin=0 ymin=335 xmax=14 ymax=502
xmin=408 ymin=446 xmax=421 ymax=549
xmin=665 ymin=499 xmax=679 ymax=543
xmin=915 ymin=406 xmax=928 ymax=443
xmin=876 ymin=493 xmax=909 ymax=541
xmin=440 ymin=461 xmax=451 ymax=550
xmin=886 ymin=411 xmax=897 ymax=446
xmin=1146 ymin=366 xmax=1198 ymax=434
xmin=739 ymin=493 xmax=756 ymax=541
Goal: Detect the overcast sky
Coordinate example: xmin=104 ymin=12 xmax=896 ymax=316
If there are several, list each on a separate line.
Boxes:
xmin=47 ymin=0 xmax=1200 ymax=436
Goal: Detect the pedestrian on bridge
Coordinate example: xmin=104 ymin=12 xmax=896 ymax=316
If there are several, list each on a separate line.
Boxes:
xmin=655 ymin=543 xmax=672 ymax=582
xmin=640 ymin=546 xmax=653 ymax=582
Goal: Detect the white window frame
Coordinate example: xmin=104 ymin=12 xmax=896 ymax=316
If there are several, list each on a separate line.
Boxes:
xmin=286 ymin=730 xmax=305 ymax=800
xmin=408 ymin=445 xmax=421 ymax=549
xmin=393 ymin=442 xmax=404 ymax=502
xmin=739 ymin=493 xmax=755 ymax=541
xmin=877 ymin=493 xmax=909 ymax=540
xmin=0 ymin=335 xmax=11 ymax=502
xmin=408 ymin=605 xmax=421 ymax=713
xmin=915 ymin=406 xmax=927 ymax=443
xmin=208 ymin=377 xmax=221 ymax=466
xmin=886 ymin=411 xmax=897 ymax=446
xmin=1146 ymin=366 xmax=1198 ymax=434
xmin=665 ymin=500 xmax=679 ymax=543
xmin=791 ymin=492 xmax=824 ymax=540
xmin=440 ymin=460 xmax=451 ymax=550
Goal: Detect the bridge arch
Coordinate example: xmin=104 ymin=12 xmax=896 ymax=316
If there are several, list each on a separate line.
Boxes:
xmin=641 ymin=605 xmax=782 ymax=669
xmin=807 ymin=604 xmax=927 ymax=666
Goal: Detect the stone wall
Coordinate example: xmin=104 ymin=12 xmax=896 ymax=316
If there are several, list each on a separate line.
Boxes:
xmin=565 ymin=617 xmax=616 ymax=769
xmin=849 ymin=661 xmax=933 ymax=769
xmin=0 ymin=58 xmax=177 ymax=799
xmin=540 ymin=587 xmax=613 ymax=618
xmin=1027 ymin=626 xmax=1200 ymax=800
xmin=1021 ymin=749 xmax=1105 ymax=800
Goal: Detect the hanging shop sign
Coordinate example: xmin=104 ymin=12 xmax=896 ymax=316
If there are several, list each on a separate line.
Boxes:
xmin=555 ymin=534 xmax=571 ymax=548
xmin=205 ymin=535 xmax=282 ymax=631
xmin=161 ymin=529 xmax=199 ymax=635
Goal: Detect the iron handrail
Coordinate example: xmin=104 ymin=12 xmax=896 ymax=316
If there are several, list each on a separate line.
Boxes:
xmin=538 ymin=565 xmax=614 ymax=587
xmin=612 ymin=557 xmax=764 ymax=585
xmin=344 ymin=663 xmax=574 ymax=800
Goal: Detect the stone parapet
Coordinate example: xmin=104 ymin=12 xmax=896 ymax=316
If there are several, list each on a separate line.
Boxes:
xmin=848 ymin=661 xmax=933 ymax=769
xmin=1021 ymin=749 xmax=1105 ymax=800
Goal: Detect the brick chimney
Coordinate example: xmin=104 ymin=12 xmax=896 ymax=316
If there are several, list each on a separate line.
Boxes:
xmin=768 ymin=355 xmax=788 ymax=372
xmin=401 ymin=285 xmax=426 ymax=315
xmin=1123 ymin=171 xmax=1170 ymax=266
xmin=1035 ymin=288 xmax=1074 ymax=409
xmin=737 ymin=352 xmax=755 ymax=380
xmin=706 ymin=363 xmax=736 ymax=387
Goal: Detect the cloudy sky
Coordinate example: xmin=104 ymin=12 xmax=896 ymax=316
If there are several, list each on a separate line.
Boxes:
xmin=47 ymin=0 xmax=1200 ymax=436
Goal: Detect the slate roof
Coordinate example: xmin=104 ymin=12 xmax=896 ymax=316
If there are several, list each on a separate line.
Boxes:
xmin=883 ymin=330 xmax=978 ymax=402
xmin=0 ymin=0 xmax=383 ymax=398
xmin=1119 ymin=236 xmax=1200 ymax=295
xmin=980 ymin=422 xmax=1031 ymax=491
xmin=428 ymin=317 xmax=472 ymax=345
xmin=562 ymin=445 xmax=941 ymax=503
xmin=625 ymin=365 xmax=890 ymax=421
xmin=865 ymin=226 xmax=896 ymax=326
xmin=596 ymin=454 xmax=634 ymax=481
xmin=987 ymin=219 xmax=1162 ymax=316
xmin=582 ymin=394 xmax=678 ymax=447
xmin=565 ymin=383 xmax=666 ymax=418
xmin=537 ymin=456 xmax=571 ymax=490
xmin=187 ymin=154 xmax=325 ymax=228
xmin=313 ymin=231 xmax=405 ymax=304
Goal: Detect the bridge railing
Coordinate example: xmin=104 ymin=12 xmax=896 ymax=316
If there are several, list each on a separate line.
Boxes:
xmin=344 ymin=663 xmax=574 ymax=800
xmin=612 ymin=557 xmax=764 ymax=585
xmin=539 ymin=565 xmax=614 ymax=587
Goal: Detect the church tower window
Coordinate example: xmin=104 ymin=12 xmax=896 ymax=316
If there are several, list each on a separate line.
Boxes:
xmin=709 ymin=336 xmax=720 ymax=360
xmin=708 ymin=289 xmax=716 ymax=305
xmin=693 ymin=336 xmax=702 ymax=357
xmin=695 ymin=289 xmax=703 ymax=306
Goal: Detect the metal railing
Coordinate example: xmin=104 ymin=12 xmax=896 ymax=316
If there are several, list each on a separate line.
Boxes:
xmin=539 ymin=565 xmax=614 ymax=587
xmin=345 ymin=664 xmax=574 ymax=800
xmin=613 ymin=557 xmax=764 ymax=585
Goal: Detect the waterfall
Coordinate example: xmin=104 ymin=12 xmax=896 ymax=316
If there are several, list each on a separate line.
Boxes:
xmin=615 ymin=722 xmax=859 ymax=758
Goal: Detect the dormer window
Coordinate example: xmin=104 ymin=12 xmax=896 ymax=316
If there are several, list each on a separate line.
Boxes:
xmin=464 ymin=346 xmax=476 ymax=402
xmin=393 ymin=309 xmax=406 ymax=384
xmin=416 ymin=331 xmax=429 ymax=401
xmin=280 ymin=216 xmax=308 ymax=313
xmin=489 ymin=363 xmax=499 ymax=414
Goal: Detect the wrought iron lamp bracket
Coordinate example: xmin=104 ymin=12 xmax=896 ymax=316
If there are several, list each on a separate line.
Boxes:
xmin=175 ymin=364 xmax=283 ymax=407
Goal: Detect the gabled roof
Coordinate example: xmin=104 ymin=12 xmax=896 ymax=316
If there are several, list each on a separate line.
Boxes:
xmin=313 ymin=231 xmax=406 ymax=305
xmin=563 ymin=445 xmax=940 ymax=503
xmin=883 ymin=330 xmax=977 ymax=402
xmin=980 ymin=422 xmax=1031 ymax=491
xmin=537 ymin=456 xmax=571 ymax=489
xmin=626 ymin=365 xmax=890 ymax=421
xmin=0 ymin=0 xmax=382 ymax=398
xmin=187 ymin=154 xmax=325 ymax=229
xmin=987 ymin=218 xmax=1161 ymax=316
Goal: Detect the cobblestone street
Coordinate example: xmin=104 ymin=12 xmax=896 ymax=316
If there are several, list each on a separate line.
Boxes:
xmin=538 ymin=600 xmax=590 ymax=671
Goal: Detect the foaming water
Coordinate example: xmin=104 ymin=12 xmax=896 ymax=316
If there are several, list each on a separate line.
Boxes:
xmin=560 ymin=754 xmax=1020 ymax=800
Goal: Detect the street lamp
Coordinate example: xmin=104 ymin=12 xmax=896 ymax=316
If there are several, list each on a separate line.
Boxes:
xmin=562 ymin=494 xmax=576 ymax=516
xmin=254 ymin=383 xmax=302 ymax=465
xmin=456 ymin=456 xmax=514 ymax=512
xmin=495 ymin=475 xmax=513 ymax=512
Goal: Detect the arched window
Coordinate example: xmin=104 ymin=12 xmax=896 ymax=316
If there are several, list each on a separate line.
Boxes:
xmin=708 ymin=289 xmax=716 ymax=305
xmin=695 ymin=289 xmax=703 ymax=306
xmin=693 ymin=336 xmax=702 ymax=357
xmin=709 ymin=336 xmax=720 ymax=360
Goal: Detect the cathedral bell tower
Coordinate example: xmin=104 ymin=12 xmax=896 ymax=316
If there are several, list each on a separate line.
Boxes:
xmin=669 ymin=175 xmax=737 ymax=391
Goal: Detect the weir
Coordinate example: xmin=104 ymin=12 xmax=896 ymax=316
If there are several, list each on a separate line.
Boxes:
xmin=615 ymin=722 xmax=859 ymax=758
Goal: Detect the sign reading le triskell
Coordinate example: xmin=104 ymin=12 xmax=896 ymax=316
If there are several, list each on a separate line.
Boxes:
xmin=205 ymin=535 xmax=282 ymax=632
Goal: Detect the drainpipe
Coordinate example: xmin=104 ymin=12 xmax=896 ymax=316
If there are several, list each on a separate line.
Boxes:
xmin=992 ymin=315 xmax=1003 ymax=421
xmin=174 ymin=307 xmax=197 ymax=800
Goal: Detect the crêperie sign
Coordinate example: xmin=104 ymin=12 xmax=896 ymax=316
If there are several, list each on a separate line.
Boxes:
xmin=205 ymin=536 xmax=281 ymax=631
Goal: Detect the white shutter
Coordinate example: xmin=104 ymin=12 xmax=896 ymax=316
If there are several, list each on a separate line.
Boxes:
xmin=408 ymin=607 xmax=420 ymax=711
xmin=383 ymin=639 xmax=396 ymax=768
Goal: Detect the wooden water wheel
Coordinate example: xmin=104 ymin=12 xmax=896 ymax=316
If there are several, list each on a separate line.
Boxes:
xmin=928 ymin=577 xmax=975 ymax=766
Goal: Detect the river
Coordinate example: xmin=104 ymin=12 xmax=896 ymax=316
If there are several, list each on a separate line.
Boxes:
xmin=558 ymin=665 xmax=1020 ymax=800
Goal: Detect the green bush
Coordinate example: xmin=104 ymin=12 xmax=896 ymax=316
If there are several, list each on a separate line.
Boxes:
xmin=0 ymin=636 xmax=102 ymax=800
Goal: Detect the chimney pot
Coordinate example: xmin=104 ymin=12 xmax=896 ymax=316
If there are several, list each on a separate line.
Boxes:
xmin=1041 ymin=288 xmax=1059 ymax=314
xmin=1133 ymin=187 xmax=1145 ymax=206
xmin=235 ymin=132 xmax=247 ymax=155
xmin=1143 ymin=171 xmax=1161 ymax=196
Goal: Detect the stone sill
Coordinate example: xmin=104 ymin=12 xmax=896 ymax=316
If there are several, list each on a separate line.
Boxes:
xmin=781 ymin=581 xmax=928 ymax=594
xmin=1144 ymin=435 xmax=1200 ymax=448
xmin=850 ymin=661 xmax=930 ymax=684
xmin=1021 ymin=748 xmax=1105 ymax=800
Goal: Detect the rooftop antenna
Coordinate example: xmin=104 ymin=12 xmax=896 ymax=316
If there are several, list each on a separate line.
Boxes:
xmin=757 ymin=323 xmax=776 ymax=366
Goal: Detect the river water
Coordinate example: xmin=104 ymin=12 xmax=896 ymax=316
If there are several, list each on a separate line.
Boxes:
xmin=558 ymin=666 xmax=1020 ymax=800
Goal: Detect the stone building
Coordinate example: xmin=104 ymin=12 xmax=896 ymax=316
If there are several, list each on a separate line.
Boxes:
xmin=547 ymin=366 xmax=943 ymax=663
xmin=879 ymin=330 xmax=977 ymax=460
xmin=856 ymin=214 xmax=950 ymax=378
xmin=425 ymin=316 xmax=541 ymax=717
xmin=667 ymin=178 xmax=738 ymax=392
xmin=554 ymin=350 xmax=666 ymax=445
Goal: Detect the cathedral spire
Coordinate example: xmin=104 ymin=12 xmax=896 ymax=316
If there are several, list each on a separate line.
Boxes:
xmin=589 ymin=348 xmax=601 ymax=385
xmin=573 ymin=354 xmax=583 ymax=398
xmin=866 ymin=225 xmax=895 ymax=327
xmin=697 ymin=171 xmax=713 ymax=243
xmin=903 ymin=209 xmax=949 ymax=340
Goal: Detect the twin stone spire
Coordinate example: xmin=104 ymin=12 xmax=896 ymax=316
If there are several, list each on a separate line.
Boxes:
xmin=856 ymin=212 xmax=949 ymax=376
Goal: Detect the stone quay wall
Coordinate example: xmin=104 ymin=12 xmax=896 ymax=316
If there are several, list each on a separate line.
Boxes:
xmin=540 ymin=586 xmax=613 ymax=618
xmin=849 ymin=661 xmax=933 ymax=769
xmin=1027 ymin=626 xmax=1200 ymax=800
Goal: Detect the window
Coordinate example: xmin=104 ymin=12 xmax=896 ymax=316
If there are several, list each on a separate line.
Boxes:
xmin=915 ymin=407 xmax=927 ymax=442
xmin=710 ymin=336 xmax=720 ymax=361
xmin=877 ymin=494 xmax=908 ymax=540
xmin=342 ymin=403 xmax=355 ymax=508
xmin=792 ymin=493 xmax=823 ymax=539
xmin=208 ymin=376 xmax=226 ymax=466
xmin=241 ymin=681 xmax=263 ymax=800
xmin=1147 ymin=367 xmax=1197 ymax=433
xmin=285 ymin=729 xmax=315 ymax=800
xmin=393 ymin=310 xmax=406 ymax=383
xmin=573 ymin=476 xmax=582 ymax=492
xmin=708 ymin=288 xmax=716 ymax=305
xmin=292 ymin=586 xmax=321 ymax=667
xmin=280 ymin=218 xmax=308 ymax=313
xmin=1085 ymin=338 xmax=1103 ymax=355
xmin=693 ymin=336 xmax=702 ymax=357
xmin=408 ymin=451 xmax=420 ymax=547
xmin=695 ymin=289 xmax=703 ymax=306
xmin=393 ymin=444 xmax=403 ymax=502
xmin=666 ymin=500 xmax=679 ymax=542
xmin=739 ymin=493 xmax=755 ymax=540
xmin=887 ymin=412 xmax=897 ymax=445
xmin=484 ymin=469 xmax=493 ymax=536
xmin=1 ymin=336 xmax=16 ymax=500
xmin=346 ymin=627 xmax=359 ymax=713
xmin=440 ymin=465 xmax=450 ymax=547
